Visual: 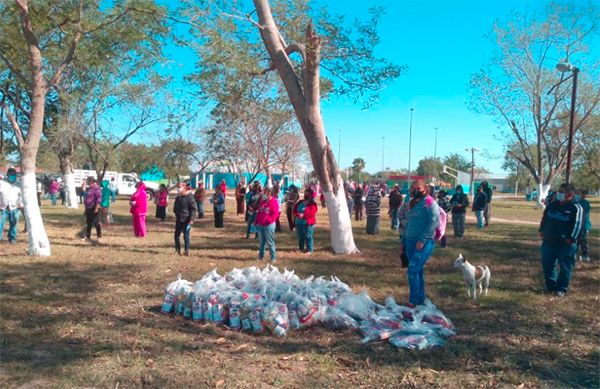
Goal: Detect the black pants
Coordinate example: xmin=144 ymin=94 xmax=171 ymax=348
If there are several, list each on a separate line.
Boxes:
xmin=214 ymin=210 xmax=224 ymax=228
xmin=174 ymin=220 xmax=190 ymax=254
xmin=286 ymin=206 xmax=295 ymax=231
xmin=85 ymin=208 xmax=101 ymax=238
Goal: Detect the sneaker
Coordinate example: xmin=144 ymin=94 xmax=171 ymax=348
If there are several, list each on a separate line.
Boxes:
xmin=555 ymin=291 xmax=566 ymax=297
xmin=184 ymin=251 xmax=189 ymax=257
xmin=304 ymin=251 xmax=312 ymax=256
xmin=583 ymin=256 xmax=590 ymax=262
xmin=8 ymin=240 xmax=16 ymax=244
xmin=96 ymin=237 xmax=103 ymax=243
xmin=270 ymin=259 xmax=276 ymax=264
xmin=81 ymin=237 xmax=91 ymax=242
xmin=258 ymin=257 xmax=264 ymax=261
xmin=406 ymin=303 xmax=417 ymax=309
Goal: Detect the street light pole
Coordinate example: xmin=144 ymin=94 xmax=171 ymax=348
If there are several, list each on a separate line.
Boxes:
xmin=465 ymin=147 xmax=479 ymax=198
xmin=565 ymin=68 xmax=578 ymax=184
xmin=555 ymin=62 xmax=580 ymax=184
xmin=407 ymin=108 xmax=414 ymax=186
xmin=433 ymin=127 xmax=438 ymax=184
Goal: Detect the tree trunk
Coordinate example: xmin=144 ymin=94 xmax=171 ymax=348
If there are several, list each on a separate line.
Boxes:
xmin=21 ymin=94 xmax=51 ymax=256
xmin=253 ymin=0 xmax=358 ymax=254
xmin=59 ymin=154 xmax=78 ymax=209
xmin=537 ymin=182 xmax=551 ymax=208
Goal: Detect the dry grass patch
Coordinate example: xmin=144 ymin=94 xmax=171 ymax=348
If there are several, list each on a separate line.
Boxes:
xmin=0 ymin=196 xmax=599 ymax=388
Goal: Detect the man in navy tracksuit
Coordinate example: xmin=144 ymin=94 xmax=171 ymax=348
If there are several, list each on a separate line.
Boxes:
xmin=539 ymin=183 xmax=584 ymax=296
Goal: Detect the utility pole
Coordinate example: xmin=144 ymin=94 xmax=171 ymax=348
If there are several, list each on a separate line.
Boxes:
xmin=407 ymin=108 xmax=414 ymax=187
xmin=514 ymin=163 xmax=519 ymax=197
xmin=433 ymin=127 xmax=438 ymax=184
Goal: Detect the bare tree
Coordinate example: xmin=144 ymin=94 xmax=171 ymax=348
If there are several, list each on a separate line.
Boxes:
xmin=469 ymin=2 xmax=600 ymax=205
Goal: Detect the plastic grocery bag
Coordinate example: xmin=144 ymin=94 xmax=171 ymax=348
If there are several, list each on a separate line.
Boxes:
xmin=389 ymin=333 xmax=444 ymax=350
xmin=337 ymin=291 xmax=378 ymax=321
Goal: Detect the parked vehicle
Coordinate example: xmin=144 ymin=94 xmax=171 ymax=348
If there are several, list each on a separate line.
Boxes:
xmin=73 ymin=169 xmax=159 ymax=200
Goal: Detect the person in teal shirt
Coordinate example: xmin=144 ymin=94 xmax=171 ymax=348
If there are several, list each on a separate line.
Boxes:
xmin=574 ymin=189 xmax=592 ymax=262
xmin=100 ymin=180 xmax=112 ymax=225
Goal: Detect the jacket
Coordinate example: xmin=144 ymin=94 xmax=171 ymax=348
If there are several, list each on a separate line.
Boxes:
xmin=403 ymin=195 xmax=440 ymax=243
xmin=100 ymin=181 xmax=111 ymax=207
xmin=364 ymin=192 xmax=381 ymax=216
xmin=130 ymin=182 xmax=148 ymax=216
xmin=85 ymin=185 xmax=102 ymax=209
xmin=437 ymin=196 xmax=452 ymax=213
xmin=450 ymin=192 xmax=469 ymax=214
xmin=173 ymin=192 xmax=197 ymax=223
xmin=211 ymin=192 xmax=225 ymax=212
xmin=157 ymin=189 xmax=169 ymax=207
xmin=388 ymin=190 xmax=403 ymax=209
xmin=472 ymin=192 xmax=487 ymax=211
xmin=194 ymin=188 xmax=205 ymax=202
xmin=293 ymin=200 xmax=318 ymax=225
xmin=539 ymin=200 xmax=584 ymax=244
xmin=483 ymin=186 xmax=493 ymax=204
xmin=255 ymin=197 xmax=280 ymax=226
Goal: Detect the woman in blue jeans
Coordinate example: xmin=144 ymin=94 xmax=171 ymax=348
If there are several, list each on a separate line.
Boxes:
xmin=293 ymin=188 xmax=319 ymax=254
xmin=400 ymin=180 xmax=440 ymax=307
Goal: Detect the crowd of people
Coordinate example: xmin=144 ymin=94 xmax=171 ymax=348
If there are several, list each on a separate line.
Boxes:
xmin=0 ymin=166 xmax=594 ymax=301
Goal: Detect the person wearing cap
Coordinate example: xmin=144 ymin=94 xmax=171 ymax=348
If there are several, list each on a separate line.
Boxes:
xmin=539 ymin=183 xmax=584 ymax=296
xmin=82 ymin=177 xmax=102 ymax=242
xmin=0 ymin=168 xmax=24 ymax=243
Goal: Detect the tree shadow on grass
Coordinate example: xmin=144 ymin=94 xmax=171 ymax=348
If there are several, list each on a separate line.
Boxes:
xmin=0 ymin=261 xmax=144 ymax=370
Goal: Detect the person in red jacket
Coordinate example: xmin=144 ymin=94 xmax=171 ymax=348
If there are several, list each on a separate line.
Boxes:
xmin=293 ymin=188 xmax=319 ymax=254
xmin=254 ymin=186 xmax=280 ymax=263
xmin=130 ymin=181 xmax=148 ymax=237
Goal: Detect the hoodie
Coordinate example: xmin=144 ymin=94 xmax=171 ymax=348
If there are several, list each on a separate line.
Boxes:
xmin=100 ymin=180 xmax=112 ymax=207
xmin=130 ymin=182 xmax=148 ymax=216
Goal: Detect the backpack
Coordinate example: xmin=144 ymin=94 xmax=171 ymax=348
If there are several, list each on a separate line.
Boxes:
xmin=425 ymin=196 xmax=447 ymax=241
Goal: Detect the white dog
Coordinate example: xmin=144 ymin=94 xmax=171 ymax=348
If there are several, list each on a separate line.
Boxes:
xmin=453 ymin=254 xmax=491 ymax=300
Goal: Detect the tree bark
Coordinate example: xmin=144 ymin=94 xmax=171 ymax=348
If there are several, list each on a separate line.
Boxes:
xmin=59 ymin=154 xmax=78 ymax=209
xmin=253 ymin=0 xmax=358 ymax=254
xmin=14 ymin=0 xmax=51 ymax=256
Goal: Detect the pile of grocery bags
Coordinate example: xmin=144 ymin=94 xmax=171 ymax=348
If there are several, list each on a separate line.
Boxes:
xmin=161 ymin=265 xmax=455 ymax=350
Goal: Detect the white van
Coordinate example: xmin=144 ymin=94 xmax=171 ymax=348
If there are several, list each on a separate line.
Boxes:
xmin=73 ymin=169 xmax=159 ymax=200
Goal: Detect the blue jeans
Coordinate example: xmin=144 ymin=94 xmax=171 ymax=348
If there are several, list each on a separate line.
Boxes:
xmin=390 ymin=208 xmax=399 ymax=230
xmin=0 ymin=208 xmax=21 ymax=242
xmin=246 ymin=213 xmax=257 ymax=236
xmin=111 ymin=190 xmax=117 ymax=203
xmin=50 ymin=194 xmax=57 ymax=206
xmin=257 ymin=223 xmax=276 ymax=261
xmin=541 ymin=241 xmax=576 ymax=293
xmin=296 ymin=223 xmax=315 ymax=252
xmin=475 ymin=210 xmax=484 ymax=229
xmin=405 ymin=238 xmax=435 ymax=305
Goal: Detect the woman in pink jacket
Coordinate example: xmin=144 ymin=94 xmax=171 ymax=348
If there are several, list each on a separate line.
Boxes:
xmin=130 ymin=181 xmax=148 ymax=237
xmin=254 ymin=186 xmax=280 ymax=263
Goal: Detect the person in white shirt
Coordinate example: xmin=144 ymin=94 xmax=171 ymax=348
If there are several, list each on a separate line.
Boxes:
xmin=0 ymin=168 xmax=24 ymax=243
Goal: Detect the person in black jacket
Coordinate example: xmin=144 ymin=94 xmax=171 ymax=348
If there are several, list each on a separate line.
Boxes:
xmin=472 ymin=186 xmax=488 ymax=229
xmin=388 ymin=185 xmax=403 ymax=230
xmin=364 ymin=186 xmax=381 ymax=235
xmin=450 ymin=185 xmax=469 ymax=238
xmin=173 ymin=182 xmax=197 ymax=256
xmin=539 ymin=183 xmax=584 ymax=296
xmin=481 ymin=181 xmax=493 ymax=226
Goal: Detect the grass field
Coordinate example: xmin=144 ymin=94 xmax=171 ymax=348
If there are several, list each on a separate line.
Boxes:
xmin=1 ymin=196 xmax=599 ymax=388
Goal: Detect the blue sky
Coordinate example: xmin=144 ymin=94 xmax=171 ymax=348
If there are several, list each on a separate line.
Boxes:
xmin=152 ymin=0 xmax=597 ymax=175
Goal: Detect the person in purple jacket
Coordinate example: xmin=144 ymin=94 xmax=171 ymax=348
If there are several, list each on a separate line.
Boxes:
xmin=82 ymin=177 xmax=102 ymax=242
